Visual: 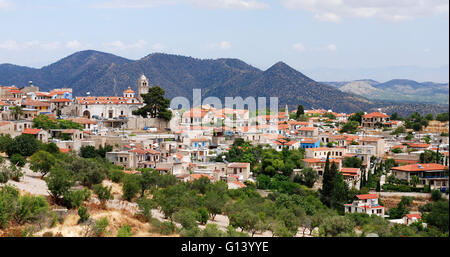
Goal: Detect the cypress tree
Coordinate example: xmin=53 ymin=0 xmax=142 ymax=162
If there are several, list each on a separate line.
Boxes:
xmin=296 ymin=104 xmax=304 ymax=120
xmin=330 ymin=162 xmax=348 ymax=210
xmin=320 ymin=152 xmax=333 ymax=207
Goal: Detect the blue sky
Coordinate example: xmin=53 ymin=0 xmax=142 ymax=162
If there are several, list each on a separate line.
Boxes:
xmin=0 ymin=0 xmax=449 ymax=82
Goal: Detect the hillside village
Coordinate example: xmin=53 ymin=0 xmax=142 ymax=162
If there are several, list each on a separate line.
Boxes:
xmin=0 ymin=76 xmax=448 ymax=238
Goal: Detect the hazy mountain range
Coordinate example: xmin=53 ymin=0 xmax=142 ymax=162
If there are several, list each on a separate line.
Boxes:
xmin=322 ymin=79 xmax=449 ymax=105
xmin=0 ymin=50 xmax=448 ymax=116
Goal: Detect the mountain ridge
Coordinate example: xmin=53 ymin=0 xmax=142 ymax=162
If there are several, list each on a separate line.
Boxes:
xmin=0 ymin=50 xmax=448 ymax=116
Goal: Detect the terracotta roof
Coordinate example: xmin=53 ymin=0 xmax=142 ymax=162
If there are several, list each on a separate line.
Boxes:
xmin=303 ymin=158 xmax=340 ymax=164
xmin=59 ymin=148 xmax=70 ymax=153
xmin=405 ymin=214 xmax=421 ymax=220
xmin=191 ymin=138 xmax=209 ymax=142
xmin=362 ymin=112 xmax=389 ymax=118
xmin=341 ymin=168 xmax=359 ymax=173
xmin=356 ymin=194 xmax=378 ymax=200
xmin=299 ymin=126 xmax=316 ymax=131
xmin=22 ymin=100 xmax=50 ymax=107
xmin=123 ymin=87 xmax=135 ymax=93
xmin=407 ymin=143 xmax=430 ymax=148
xmin=301 ymin=138 xmax=319 ymax=144
xmin=391 ymin=163 xmax=447 ymax=172
xmin=22 ymin=128 xmax=43 ymax=135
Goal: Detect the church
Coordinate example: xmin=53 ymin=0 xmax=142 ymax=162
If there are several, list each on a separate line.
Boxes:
xmin=72 ymin=75 xmax=149 ymax=120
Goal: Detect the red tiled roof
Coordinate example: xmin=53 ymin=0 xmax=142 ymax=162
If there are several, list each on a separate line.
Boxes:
xmin=362 ymin=112 xmax=389 ymax=118
xmin=405 ymin=214 xmax=421 ymax=220
xmin=392 ymin=163 xmax=447 ymax=172
xmin=356 ymin=194 xmax=378 ymax=200
xmin=341 ymin=168 xmax=359 ymax=173
xmin=22 ymin=128 xmax=42 ymax=135
xmin=407 ymin=143 xmax=430 ymax=148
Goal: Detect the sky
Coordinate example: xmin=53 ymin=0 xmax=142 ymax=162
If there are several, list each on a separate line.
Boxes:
xmin=0 ymin=0 xmax=449 ymax=82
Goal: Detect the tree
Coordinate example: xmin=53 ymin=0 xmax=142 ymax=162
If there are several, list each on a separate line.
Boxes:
xmin=45 ymin=167 xmax=74 ymax=203
xmin=425 ymin=114 xmax=434 ymax=121
xmin=10 ymin=154 xmax=26 ymax=167
xmin=343 ymin=157 xmax=362 ymax=168
xmin=30 ymin=151 xmax=56 ymax=178
xmin=348 ymin=111 xmax=364 ymax=124
xmin=340 ymin=121 xmax=359 ymax=134
xmin=93 ymin=184 xmax=113 ymax=208
xmin=139 ymin=169 xmax=159 ymax=197
xmin=296 ymin=104 xmax=304 ymax=120
xmin=204 ymin=191 xmax=226 ymax=220
xmin=173 ymin=208 xmax=198 ymax=230
xmin=436 ymin=112 xmax=449 ymax=122
xmin=79 ymin=145 xmax=98 ymax=159
xmin=6 ymin=134 xmax=39 ymax=157
xmin=329 ymin=164 xmax=349 ymax=210
xmin=122 ymin=174 xmax=140 ymax=201
xmin=423 ymin=200 xmax=449 ymax=233
xmin=132 ymin=86 xmax=172 ymax=121
xmin=410 ymin=175 xmax=420 ymax=188
xmin=320 ymin=216 xmax=354 ymax=237
xmin=9 ymin=106 xmax=24 ymax=120
xmin=197 ymin=207 xmax=209 ymax=225
xmin=299 ymin=168 xmax=319 ymax=188
xmin=320 ymin=153 xmax=333 ymax=207
xmin=390 ymin=112 xmax=400 ymax=121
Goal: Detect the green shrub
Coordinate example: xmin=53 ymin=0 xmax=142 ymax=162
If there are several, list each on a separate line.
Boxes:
xmin=10 ymin=154 xmax=26 ymax=167
xmin=63 ymin=190 xmax=89 ymax=209
xmin=117 ymin=224 xmax=133 ymax=237
xmin=159 ymin=221 xmax=176 ymax=235
xmin=109 ymin=169 xmax=124 ymax=183
xmin=94 ymin=217 xmax=109 ymax=236
xmin=78 ymin=206 xmax=89 ymax=223
xmin=431 ymin=190 xmax=442 ymax=201
xmin=14 ymin=195 xmax=49 ymax=224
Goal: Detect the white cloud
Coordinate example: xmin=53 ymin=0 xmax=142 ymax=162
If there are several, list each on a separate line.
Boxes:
xmin=424 ymin=48 xmax=431 ymax=53
xmin=66 ymin=40 xmax=83 ymax=50
xmin=281 ymin=0 xmax=449 ymax=22
xmin=92 ymin=0 xmax=269 ymax=10
xmin=292 ymin=42 xmax=337 ymax=53
xmin=209 ymin=41 xmax=232 ymax=50
xmin=103 ymin=40 xmax=148 ymax=50
xmin=151 ymin=43 xmax=166 ymax=52
xmin=0 ymin=0 xmax=13 ymax=10
xmin=292 ymin=43 xmax=306 ymax=52
xmin=326 ymin=44 xmax=337 ymax=52
xmin=0 ymin=40 xmax=66 ymax=51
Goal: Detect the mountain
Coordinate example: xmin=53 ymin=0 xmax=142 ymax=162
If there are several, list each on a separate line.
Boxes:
xmin=339 ymin=81 xmax=383 ymax=96
xmin=325 ymin=78 xmax=449 ymax=105
xmin=0 ymin=50 xmax=448 ymax=116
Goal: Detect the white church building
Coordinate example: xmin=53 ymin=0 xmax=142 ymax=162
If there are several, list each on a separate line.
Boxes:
xmin=73 ymin=75 xmax=150 ymax=120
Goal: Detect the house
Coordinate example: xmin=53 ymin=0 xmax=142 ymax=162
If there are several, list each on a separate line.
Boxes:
xmin=403 ymin=214 xmax=422 ymax=226
xmin=361 ymin=112 xmax=390 ymax=128
xmin=22 ymin=128 xmax=50 ymax=142
xmin=359 ymin=137 xmax=386 ymax=157
xmin=297 ymin=126 xmax=318 ymax=137
xmin=341 ymin=167 xmax=360 ymax=189
xmin=303 ymin=158 xmax=341 ymax=176
xmin=344 ymin=194 xmax=385 ymax=217
xmin=391 ymin=163 xmax=448 ymax=190
xmin=106 ymin=151 xmax=137 ymax=169
xmin=226 ymin=162 xmax=250 ymax=181
xmin=305 ymin=147 xmax=346 ymax=159
xmin=300 ymin=138 xmax=320 ymax=149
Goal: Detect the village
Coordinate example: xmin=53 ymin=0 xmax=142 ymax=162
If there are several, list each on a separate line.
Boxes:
xmin=0 ymin=75 xmax=448 ymax=237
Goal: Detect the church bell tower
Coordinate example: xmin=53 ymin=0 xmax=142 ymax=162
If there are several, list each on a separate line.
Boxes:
xmin=138 ymin=74 xmax=149 ymax=102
